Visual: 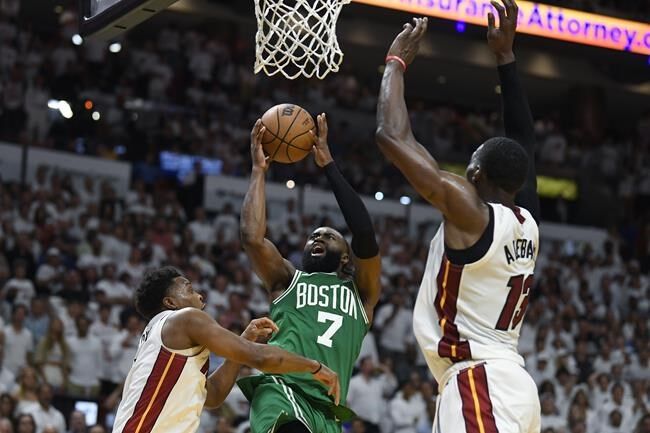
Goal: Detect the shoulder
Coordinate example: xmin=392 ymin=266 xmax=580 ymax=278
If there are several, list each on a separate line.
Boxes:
xmin=163 ymin=308 xmax=212 ymax=332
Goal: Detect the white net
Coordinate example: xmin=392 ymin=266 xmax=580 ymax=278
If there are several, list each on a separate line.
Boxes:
xmin=253 ymin=0 xmax=351 ymax=80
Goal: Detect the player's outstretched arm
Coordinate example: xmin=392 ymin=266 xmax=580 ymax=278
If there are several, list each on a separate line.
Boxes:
xmin=488 ymin=0 xmax=540 ymax=222
xmin=375 ymin=18 xmax=488 ymax=234
xmin=204 ymin=318 xmax=277 ymax=408
xmin=171 ymin=309 xmax=341 ymax=405
xmin=240 ymin=119 xmax=296 ymax=293
xmin=311 ymin=114 xmax=381 ymax=321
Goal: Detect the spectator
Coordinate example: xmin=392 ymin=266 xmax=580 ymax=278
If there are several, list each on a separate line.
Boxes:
xmin=77 ymin=236 xmax=110 ymax=273
xmin=0 ymin=394 xmax=16 ymax=420
xmin=23 ymin=384 xmax=65 ymax=433
xmin=347 ymin=357 xmax=393 ymax=433
xmin=373 ymin=292 xmax=414 ymax=381
xmin=188 ymin=208 xmax=215 ymax=245
xmin=3 ymin=306 xmax=33 ymax=375
xmin=24 ymin=298 xmax=49 ymax=346
xmin=350 ymin=418 xmax=366 ymax=433
xmin=88 ymin=426 xmax=106 ymax=433
xmin=66 ymin=410 xmax=86 ymax=433
xmin=95 ymin=263 xmax=131 ymax=307
xmin=34 ymin=249 xmax=64 ymax=295
xmin=2 ymin=261 xmax=35 ymax=309
xmin=58 ymin=300 xmax=85 ymax=339
xmin=66 ymin=316 xmax=102 ymax=398
xmin=13 ymin=414 xmax=36 ymax=433
xmin=109 ymin=311 xmax=143 ymax=385
xmin=389 ymin=381 xmax=426 ymax=433
xmin=0 ymin=342 xmax=16 ymax=395
xmin=540 ymin=393 xmax=567 ymax=432
xmin=117 ymin=248 xmax=145 ymax=287
xmin=34 ymin=318 xmax=69 ymax=391
xmin=214 ymin=203 xmax=238 ymax=243
xmin=12 ymin=367 xmax=39 ymax=415
xmin=89 ymin=304 xmax=118 ymax=394
xmin=0 ymin=418 xmax=12 ymax=433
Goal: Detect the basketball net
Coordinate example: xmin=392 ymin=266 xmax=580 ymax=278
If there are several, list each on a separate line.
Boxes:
xmin=253 ymin=0 xmax=351 ymax=80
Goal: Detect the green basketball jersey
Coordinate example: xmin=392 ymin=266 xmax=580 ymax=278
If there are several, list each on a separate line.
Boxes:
xmin=267 ymin=270 xmax=369 ymax=405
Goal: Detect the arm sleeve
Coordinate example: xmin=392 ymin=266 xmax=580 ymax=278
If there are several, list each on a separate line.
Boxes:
xmin=498 ymin=62 xmax=541 ymax=223
xmin=323 ymin=162 xmax=379 ymax=259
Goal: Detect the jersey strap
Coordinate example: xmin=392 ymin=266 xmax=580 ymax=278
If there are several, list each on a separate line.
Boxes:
xmin=272 ymin=270 xmax=303 ymax=305
xmin=350 ymin=280 xmax=370 ymax=326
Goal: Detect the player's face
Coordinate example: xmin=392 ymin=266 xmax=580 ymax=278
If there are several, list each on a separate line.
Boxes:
xmin=168 ymin=277 xmax=205 ymax=311
xmin=302 ymin=227 xmax=348 ymax=273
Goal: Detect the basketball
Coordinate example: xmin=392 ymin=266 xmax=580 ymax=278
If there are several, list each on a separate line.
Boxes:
xmin=260 ymin=104 xmax=315 ymax=164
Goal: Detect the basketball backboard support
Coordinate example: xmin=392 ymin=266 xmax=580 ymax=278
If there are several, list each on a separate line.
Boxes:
xmin=79 ymin=0 xmax=179 ymax=40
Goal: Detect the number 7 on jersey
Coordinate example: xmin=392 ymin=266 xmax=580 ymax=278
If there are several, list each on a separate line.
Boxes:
xmin=317 ymin=311 xmax=343 ymax=348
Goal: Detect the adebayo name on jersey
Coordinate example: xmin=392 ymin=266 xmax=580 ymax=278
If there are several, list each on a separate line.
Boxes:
xmin=504 ymin=238 xmax=536 ymax=265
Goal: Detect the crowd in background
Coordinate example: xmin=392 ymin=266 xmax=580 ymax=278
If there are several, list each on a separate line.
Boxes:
xmin=0 ymin=165 xmax=648 ymax=433
xmin=0 ymin=0 xmax=649 ymax=233
xmin=0 ymin=1 xmax=649 ymax=433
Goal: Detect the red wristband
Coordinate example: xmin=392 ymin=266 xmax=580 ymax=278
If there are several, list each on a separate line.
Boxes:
xmin=385 ymin=55 xmax=407 ymax=72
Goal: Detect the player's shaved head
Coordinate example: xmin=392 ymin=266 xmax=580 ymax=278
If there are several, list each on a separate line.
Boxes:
xmin=466 ymin=136 xmax=529 ymax=194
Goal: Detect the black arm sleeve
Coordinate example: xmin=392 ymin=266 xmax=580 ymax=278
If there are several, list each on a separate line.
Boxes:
xmin=323 ymin=162 xmax=379 ymax=259
xmin=498 ymin=61 xmax=541 ymax=223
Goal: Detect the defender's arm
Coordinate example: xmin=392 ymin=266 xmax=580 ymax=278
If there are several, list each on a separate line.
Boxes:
xmin=376 ymin=19 xmax=488 ymax=235
xmin=488 ymin=0 xmax=540 ymax=222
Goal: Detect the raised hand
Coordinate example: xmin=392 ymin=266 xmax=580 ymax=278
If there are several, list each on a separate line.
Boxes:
xmin=487 ymin=0 xmax=518 ymax=64
xmin=241 ymin=317 xmax=279 ymax=343
xmin=310 ymin=113 xmax=334 ymax=168
xmin=386 ymin=17 xmax=428 ymax=67
xmin=312 ymin=363 xmax=341 ymax=405
xmin=250 ymin=119 xmax=271 ymax=171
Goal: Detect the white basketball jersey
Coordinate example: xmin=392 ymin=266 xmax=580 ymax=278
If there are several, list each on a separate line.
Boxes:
xmin=413 ymin=203 xmax=539 ymax=384
xmin=112 ymin=309 xmax=210 ymax=433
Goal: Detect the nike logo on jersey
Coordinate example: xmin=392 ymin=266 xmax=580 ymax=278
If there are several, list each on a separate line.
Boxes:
xmin=504 ymin=238 xmax=535 ymax=265
xmin=296 ymin=282 xmax=359 ymax=320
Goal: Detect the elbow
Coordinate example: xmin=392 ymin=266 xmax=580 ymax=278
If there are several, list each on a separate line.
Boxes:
xmin=375 ymin=127 xmax=394 ymax=146
xmin=375 ymin=128 xmax=400 ymax=160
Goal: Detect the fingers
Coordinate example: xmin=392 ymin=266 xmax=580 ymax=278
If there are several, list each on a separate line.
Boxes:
xmin=309 ymin=128 xmax=317 ymax=139
xmin=255 ymin=126 xmax=266 ymax=146
xmin=503 ymin=0 xmax=518 ymax=19
xmin=412 ymin=17 xmax=428 ymax=40
xmin=251 ymin=118 xmax=262 ymax=137
xmin=251 ymin=119 xmax=265 ymax=146
xmin=487 ymin=12 xmax=496 ymax=30
xmin=331 ymin=377 xmax=341 ymax=405
xmin=253 ymin=317 xmax=279 ymax=333
xmin=397 ymin=23 xmax=412 ymax=39
xmin=490 ymin=0 xmax=506 ymax=26
xmin=318 ymin=113 xmax=328 ymax=135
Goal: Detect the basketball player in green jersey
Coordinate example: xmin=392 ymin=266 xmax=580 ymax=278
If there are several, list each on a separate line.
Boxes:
xmin=239 ymin=114 xmax=382 ymax=433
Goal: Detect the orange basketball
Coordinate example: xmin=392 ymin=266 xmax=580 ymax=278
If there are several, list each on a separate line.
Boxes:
xmin=260 ymin=104 xmax=315 ymax=163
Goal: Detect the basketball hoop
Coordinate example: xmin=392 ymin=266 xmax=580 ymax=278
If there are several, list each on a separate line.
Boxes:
xmin=253 ymin=0 xmax=351 ymax=80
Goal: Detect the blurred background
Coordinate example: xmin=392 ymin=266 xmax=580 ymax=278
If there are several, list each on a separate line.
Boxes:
xmin=0 ymin=0 xmax=648 ymax=433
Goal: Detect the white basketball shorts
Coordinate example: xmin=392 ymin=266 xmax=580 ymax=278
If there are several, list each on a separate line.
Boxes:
xmin=433 ymin=360 xmax=540 ymax=433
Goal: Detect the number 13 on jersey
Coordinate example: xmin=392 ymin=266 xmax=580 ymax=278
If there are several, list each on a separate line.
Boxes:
xmin=495 ymin=274 xmax=533 ymax=331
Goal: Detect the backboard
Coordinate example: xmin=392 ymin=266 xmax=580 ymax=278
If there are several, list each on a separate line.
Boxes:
xmin=79 ymin=0 xmax=178 ymax=40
